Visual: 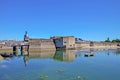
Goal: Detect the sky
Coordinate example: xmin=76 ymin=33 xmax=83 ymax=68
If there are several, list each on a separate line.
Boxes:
xmin=0 ymin=0 xmax=120 ymax=41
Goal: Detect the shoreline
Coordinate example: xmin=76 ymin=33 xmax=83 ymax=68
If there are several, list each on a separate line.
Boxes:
xmin=0 ymin=46 xmax=120 ymax=54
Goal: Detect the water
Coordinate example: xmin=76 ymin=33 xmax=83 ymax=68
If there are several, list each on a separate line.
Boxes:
xmin=0 ymin=49 xmax=120 ymax=80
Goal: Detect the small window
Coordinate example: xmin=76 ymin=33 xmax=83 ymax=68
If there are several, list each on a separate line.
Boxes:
xmin=64 ymin=42 xmax=67 ymax=43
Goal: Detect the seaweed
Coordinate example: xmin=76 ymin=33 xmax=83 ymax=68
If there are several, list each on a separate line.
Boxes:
xmin=40 ymin=75 xmax=48 ymax=79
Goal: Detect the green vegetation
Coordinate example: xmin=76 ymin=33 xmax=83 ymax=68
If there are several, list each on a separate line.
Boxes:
xmin=112 ymin=39 xmax=120 ymax=42
xmin=105 ymin=37 xmax=120 ymax=43
xmin=105 ymin=37 xmax=110 ymax=42
xmin=40 ymin=75 xmax=48 ymax=79
xmin=105 ymin=40 xmax=110 ymax=42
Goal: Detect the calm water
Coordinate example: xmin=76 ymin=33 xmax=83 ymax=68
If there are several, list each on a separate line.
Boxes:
xmin=0 ymin=49 xmax=120 ymax=80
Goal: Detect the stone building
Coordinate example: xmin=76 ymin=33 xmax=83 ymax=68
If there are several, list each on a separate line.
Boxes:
xmin=24 ymin=32 xmax=75 ymax=50
xmin=24 ymin=32 xmax=56 ymax=51
xmin=52 ymin=36 xmax=75 ymax=49
xmin=24 ymin=32 xmax=120 ymax=50
xmin=0 ymin=40 xmax=23 ymax=53
xmin=24 ymin=32 xmax=76 ymax=50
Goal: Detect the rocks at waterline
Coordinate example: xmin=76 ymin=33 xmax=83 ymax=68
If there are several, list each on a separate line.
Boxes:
xmin=0 ymin=55 xmax=4 ymax=60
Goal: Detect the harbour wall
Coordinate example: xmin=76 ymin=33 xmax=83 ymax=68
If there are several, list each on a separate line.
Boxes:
xmin=0 ymin=47 xmax=13 ymax=53
xmin=28 ymin=39 xmax=56 ymax=51
xmin=75 ymin=42 xmax=120 ymax=49
xmin=75 ymin=42 xmax=90 ymax=48
xmin=0 ymin=39 xmax=120 ymax=53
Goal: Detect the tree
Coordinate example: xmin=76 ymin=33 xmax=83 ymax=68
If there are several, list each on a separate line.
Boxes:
xmin=112 ymin=39 xmax=120 ymax=43
xmin=105 ymin=37 xmax=111 ymax=42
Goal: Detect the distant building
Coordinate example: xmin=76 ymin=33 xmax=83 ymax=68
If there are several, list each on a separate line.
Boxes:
xmin=23 ymin=32 xmax=120 ymax=50
xmin=52 ymin=36 xmax=75 ymax=49
xmin=24 ymin=32 xmax=56 ymax=51
xmin=24 ymin=32 xmax=76 ymax=50
xmin=75 ymin=38 xmax=84 ymax=42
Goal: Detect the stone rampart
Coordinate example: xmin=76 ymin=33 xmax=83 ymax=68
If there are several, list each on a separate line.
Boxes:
xmin=29 ymin=39 xmax=56 ymax=51
xmin=0 ymin=47 xmax=13 ymax=53
xmin=75 ymin=42 xmax=120 ymax=49
xmin=75 ymin=42 xmax=90 ymax=48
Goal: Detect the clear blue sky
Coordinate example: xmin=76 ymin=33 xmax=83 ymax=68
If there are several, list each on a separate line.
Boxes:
xmin=0 ymin=0 xmax=120 ymax=41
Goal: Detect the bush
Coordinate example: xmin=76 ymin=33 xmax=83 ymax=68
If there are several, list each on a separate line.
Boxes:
xmin=112 ymin=39 xmax=120 ymax=43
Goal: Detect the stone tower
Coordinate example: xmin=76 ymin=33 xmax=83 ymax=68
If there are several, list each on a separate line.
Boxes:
xmin=24 ymin=31 xmax=29 ymax=42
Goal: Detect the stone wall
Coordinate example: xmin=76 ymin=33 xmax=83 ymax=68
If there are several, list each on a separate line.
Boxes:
xmin=92 ymin=42 xmax=119 ymax=48
xmin=54 ymin=38 xmax=64 ymax=48
xmin=53 ymin=36 xmax=75 ymax=49
xmin=75 ymin=42 xmax=120 ymax=49
xmin=0 ymin=47 xmax=13 ymax=53
xmin=75 ymin=42 xmax=90 ymax=48
xmin=63 ymin=36 xmax=75 ymax=49
xmin=28 ymin=38 xmax=56 ymax=51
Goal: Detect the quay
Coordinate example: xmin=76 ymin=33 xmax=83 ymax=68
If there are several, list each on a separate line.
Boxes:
xmin=0 ymin=31 xmax=120 ymax=53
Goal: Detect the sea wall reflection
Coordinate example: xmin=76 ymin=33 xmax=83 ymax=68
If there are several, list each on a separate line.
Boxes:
xmin=1 ymin=48 xmax=120 ymax=68
xmin=23 ymin=50 xmax=76 ymax=66
xmin=53 ymin=50 xmax=76 ymax=62
xmin=28 ymin=50 xmax=56 ymax=59
xmin=23 ymin=50 xmax=56 ymax=66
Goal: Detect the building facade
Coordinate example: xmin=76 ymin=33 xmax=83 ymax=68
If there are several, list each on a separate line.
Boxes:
xmin=24 ymin=32 xmax=120 ymax=50
xmin=24 ymin=32 xmax=56 ymax=51
xmin=52 ymin=36 xmax=75 ymax=49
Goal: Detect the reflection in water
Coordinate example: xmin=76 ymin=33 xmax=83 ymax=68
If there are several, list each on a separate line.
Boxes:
xmin=1 ymin=49 xmax=120 ymax=80
xmin=24 ymin=55 xmax=29 ymax=67
xmin=13 ymin=52 xmax=18 ymax=56
xmin=28 ymin=50 xmax=56 ymax=58
xmin=103 ymin=48 xmax=120 ymax=56
xmin=23 ymin=50 xmax=56 ymax=66
xmin=53 ymin=50 xmax=75 ymax=62
xmin=23 ymin=50 xmax=76 ymax=66
xmin=2 ymin=49 xmax=120 ymax=67
xmin=116 ymin=48 xmax=120 ymax=55
xmin=21 ymin=51 xmax=29 ymax=56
